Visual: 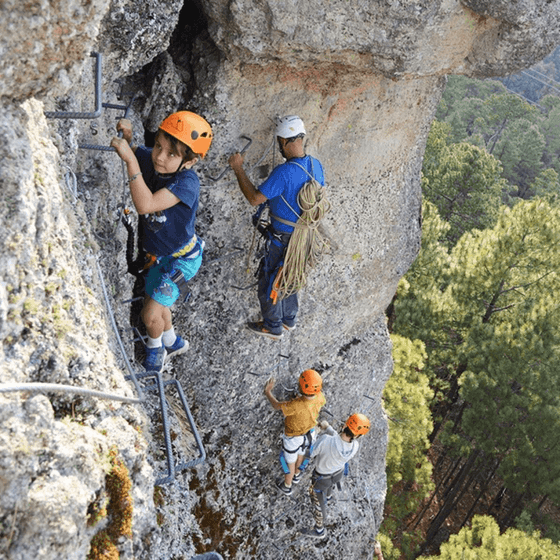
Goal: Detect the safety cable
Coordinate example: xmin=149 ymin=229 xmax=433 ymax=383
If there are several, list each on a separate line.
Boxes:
xmin=95 ymin=258 xmax=145 ymax=400
xmin=0 ymin=382 xmax=142 ymax=404
xmin=64 ymin=167 xmax=78 ymax=202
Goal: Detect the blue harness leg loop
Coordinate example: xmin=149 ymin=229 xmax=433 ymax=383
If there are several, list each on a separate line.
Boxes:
xmin=279 ymin=450 xmax=290 ymax=475
xmin=299 ymin=433 xmax=314 ymax=471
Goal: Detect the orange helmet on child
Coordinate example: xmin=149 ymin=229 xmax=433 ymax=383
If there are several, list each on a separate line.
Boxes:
xmin=346 ymin=413 xmax=370 ymax=436
xmin=159 ymin=111 xmax=213 ymax=158
xmin=299 ymin=369 xmax=322 ymax=395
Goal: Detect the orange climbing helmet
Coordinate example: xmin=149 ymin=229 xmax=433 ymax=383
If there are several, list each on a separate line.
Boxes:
xmin=346 ymin=413 xmax=370 ymax=436
xmin=159 ymin=111 xmax=213 ymax=158
xmin=299 ymin=369 xmax=322 ymax=395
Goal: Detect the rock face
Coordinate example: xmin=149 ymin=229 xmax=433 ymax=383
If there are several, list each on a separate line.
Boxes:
xmin=1 ymin=1 xmax=559 ymax=559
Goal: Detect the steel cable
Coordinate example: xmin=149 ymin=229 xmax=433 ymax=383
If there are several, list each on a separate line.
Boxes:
xmin=0 ymin=382 xmax=142 ymax=404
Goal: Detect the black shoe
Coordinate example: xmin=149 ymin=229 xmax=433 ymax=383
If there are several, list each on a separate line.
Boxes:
xmin=246 ymin=321 xmax=283 ymax=340
xmin=292 ymin=472 xmax=303 ymax=484
xmin=276 ymin=479 xmax=293 ymax=495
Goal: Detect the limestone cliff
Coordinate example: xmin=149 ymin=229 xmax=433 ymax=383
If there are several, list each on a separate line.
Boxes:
xmin=1 ymin=1 xmax=559 ymax=559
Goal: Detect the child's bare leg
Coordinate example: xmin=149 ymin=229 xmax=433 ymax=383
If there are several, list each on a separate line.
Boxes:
xmin=142 ymin=297 xmax=172 ymax=338
xmin=284 ymin=461 xmax=297 ymax=487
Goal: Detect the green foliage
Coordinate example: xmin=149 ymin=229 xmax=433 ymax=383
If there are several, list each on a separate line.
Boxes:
xmin=392 ymin=201 xmax=457 ymax=396
xmin=530 ymin=168 xmax=560 ymax=200
xmin=419 ymin=515 xmax=560 ymax=559
xmin=436 ymin=75 xmax=560 ymax=198
xmin=450 ymin=201 xmax=560 ymax=502
xmin=514 ymin=509 xmax=535 ymax=534
xmin=385 ymin=335 xmax=434 ymax=497
xmin=422 ymin=124 xmax=505 ymax=244
xmin=376 ymin=534 xmax=399 ymax=560
xmin=393 ymin=73 xmax=560 ymax=552
xmin=540 ymin=100 xmax=560 ymax=175
xmin=494 ymin=119 xmax=545 ymax=195
xmin=436 ymin=76 xmax=506 ymax=121
xmin=394 ymin=198 xmax=560 ymax=506
xmin=383 ymin=335 xmax=434 ymax=557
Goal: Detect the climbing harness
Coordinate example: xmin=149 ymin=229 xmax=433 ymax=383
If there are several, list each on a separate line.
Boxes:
xmin=279 ymin=428 xmax=315 ymax=474
xmin=170 ymin=268 xmax=190 ymax=299
xmin=172 ymin=234 xmax=198 ymax=257
xmin=311 ymin=467 xmax=346 ymax=524
xmin=247 ymin=201 xmax=270 ymax=271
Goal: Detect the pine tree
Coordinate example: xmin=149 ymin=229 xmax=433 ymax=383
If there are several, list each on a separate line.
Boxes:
xmin=422 ymin=138 xmax=505 ymax=244
xmin=393 ymin=198 xmax=560 ymax=542
xmin=382 ymin=334 xmax=435 ymax=558
xmin=384 ymin=335 xmax=434 ymax=517
xmin=444 ymin=201 xmax=560 ymax=507
xmin=419 ymin=515 xmax=560 ymax=559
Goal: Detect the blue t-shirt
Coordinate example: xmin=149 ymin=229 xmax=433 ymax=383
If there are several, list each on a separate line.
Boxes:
xmin=135 ymin=146 xmax=200 ymax=256
xmin=258 ymin=155 xmax=325 ymax=233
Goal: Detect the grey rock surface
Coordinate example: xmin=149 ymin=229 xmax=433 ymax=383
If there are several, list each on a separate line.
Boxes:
xmin=0 ymin=0 xmax=110 ymax=101
xmin=1 ymin=1 xmax=560 ymax=559
xmin=205 ymin=0 xmax=560 ymax=77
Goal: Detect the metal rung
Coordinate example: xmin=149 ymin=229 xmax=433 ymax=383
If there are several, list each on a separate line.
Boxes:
xmin=127 ymin=371 xmax=206 ymax=485
xmin=44 ymin=52 xmax=102 ymax=119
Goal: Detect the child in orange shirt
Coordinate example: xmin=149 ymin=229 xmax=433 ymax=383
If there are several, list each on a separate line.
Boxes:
xmin=264 ymin=369 xmax=326 ymax=495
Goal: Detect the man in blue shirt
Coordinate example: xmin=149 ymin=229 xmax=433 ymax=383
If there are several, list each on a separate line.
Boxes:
xmin=228 ymin=116 xmax=325 ymax=339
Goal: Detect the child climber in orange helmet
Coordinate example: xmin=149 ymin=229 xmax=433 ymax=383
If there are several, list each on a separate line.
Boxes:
xmin=305 ymin=413 xmax=371 ymax=539
xmin=111 ymin=111 xmax=212 ymax=372
xmin=264 ymin=369 xmax=326 ymax=495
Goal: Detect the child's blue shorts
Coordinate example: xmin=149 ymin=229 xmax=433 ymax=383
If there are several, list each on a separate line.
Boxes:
xmin=145 ymin=241 xmax=203 ymax=307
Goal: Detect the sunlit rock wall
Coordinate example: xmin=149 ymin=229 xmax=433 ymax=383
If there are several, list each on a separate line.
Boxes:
xmin=1 ymin=1 xmax=559 ymax=559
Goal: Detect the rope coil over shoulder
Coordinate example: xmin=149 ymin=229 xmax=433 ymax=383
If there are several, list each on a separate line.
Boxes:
xmin=271 ymin=160 xmax=331 ymax=299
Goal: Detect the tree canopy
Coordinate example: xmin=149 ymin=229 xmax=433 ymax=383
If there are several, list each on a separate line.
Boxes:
xmin=422 ymin=121 xmax=505 ymax=244
xmin=420 ymin=515 xmax=560 ymax=559
xmin=393 ymin=198 xmax=560 ymax=506
xmin=434 ymin=75 xmax=560 ymax=197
